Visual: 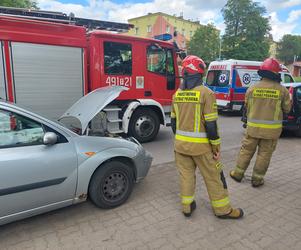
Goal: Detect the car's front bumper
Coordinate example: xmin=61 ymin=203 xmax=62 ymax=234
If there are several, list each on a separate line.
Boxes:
xmin=133 ymin=147 xmax=153 ymax=182
xmin=125 ymin=136 xmax=152 ymax=182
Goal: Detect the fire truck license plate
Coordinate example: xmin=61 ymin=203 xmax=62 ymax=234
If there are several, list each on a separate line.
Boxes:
xmin=106 ymin=76 xmax=132 ymax=87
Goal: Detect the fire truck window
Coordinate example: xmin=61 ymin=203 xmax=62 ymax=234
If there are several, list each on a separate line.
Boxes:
xmin=166 ymin=50 xmax=175 ymax=75
xmin=284 ymin=74 xmax=294 ymax=83
xmin=147 ymin=46 xmax=166 ymax=75
xmin=206 ymin=70 xmax=230 ymax=87
xmin=0 ymin=109 xmax=44 ymax=148
xmin=104 ymin=42 xmax=132 ymax=75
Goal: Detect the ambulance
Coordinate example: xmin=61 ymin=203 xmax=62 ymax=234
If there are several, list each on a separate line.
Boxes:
xmin=205 ymin=59 xmax=294 ymax=111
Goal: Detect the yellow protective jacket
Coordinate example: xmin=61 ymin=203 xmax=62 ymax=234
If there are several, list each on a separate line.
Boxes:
xmin=245 ymin=78 xmax=291 ymax=139
xmin=171 ymin=85 xmax=220 ymax=156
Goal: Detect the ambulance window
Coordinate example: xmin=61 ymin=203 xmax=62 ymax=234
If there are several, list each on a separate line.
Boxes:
xmin=104 ymin=42 xmax=132 ymax=75
xmin=206 ymin=70 xmax=230 ymax=87
xmin=284 ymin=74 xmax=294 ymax=83
xmin=147 ymin=45 xmax=166 ymax=75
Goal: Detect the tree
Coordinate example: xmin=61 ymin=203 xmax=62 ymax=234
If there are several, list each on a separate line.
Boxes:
xmin=222 ymin=0 xmax=271 ymax=61
xmin=277 ymin=35 xmax=301 ymax=64
xmin=187 ymin=24 xmax=220 ymax=63
xmin=0 ymin=0 xmax=38 ymax=9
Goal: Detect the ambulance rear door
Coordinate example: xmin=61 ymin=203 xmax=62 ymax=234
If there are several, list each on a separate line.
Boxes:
xmin=232 ymin=64 xmax=261 ymax=110
xmin=206 ymin=63 xmax=231 ymax=108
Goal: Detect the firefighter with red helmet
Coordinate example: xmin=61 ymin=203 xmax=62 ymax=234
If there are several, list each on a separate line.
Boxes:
xmin=230 ymin=58 xmax=291 ymax=187
xmin=171 ymin=55 xmax=244 ymax=219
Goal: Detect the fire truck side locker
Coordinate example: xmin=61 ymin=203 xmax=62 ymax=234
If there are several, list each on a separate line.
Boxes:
xmin=11 ymin=42 xmax=84 ymax=120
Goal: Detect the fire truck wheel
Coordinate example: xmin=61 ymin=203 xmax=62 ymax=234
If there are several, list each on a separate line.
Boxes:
xmin=129 ymin=108 xmax=160 ymax=143
xmin=89 ymin=161 xmax=134 ymax=209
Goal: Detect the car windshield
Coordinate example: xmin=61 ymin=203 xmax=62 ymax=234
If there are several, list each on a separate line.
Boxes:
xmin=206 ymin=70 xmax=230 ymax=87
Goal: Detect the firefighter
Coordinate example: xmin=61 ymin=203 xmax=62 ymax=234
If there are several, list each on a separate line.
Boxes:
xmin=171 ymin=55 xmax=244 ymax=219
xmin=230 ymin=58 xmax=291 ymax=187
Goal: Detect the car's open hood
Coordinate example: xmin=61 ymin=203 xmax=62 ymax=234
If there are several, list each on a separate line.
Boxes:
xmin=59 ymin=86 xmax=128 ymax=134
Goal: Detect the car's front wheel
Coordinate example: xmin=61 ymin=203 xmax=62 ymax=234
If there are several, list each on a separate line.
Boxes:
xmin=89 ymin=161 xmax=134 ymax=209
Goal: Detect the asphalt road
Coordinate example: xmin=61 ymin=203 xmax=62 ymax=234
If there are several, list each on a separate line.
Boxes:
xmin=143 ymin=112 xmax=244 ymax=165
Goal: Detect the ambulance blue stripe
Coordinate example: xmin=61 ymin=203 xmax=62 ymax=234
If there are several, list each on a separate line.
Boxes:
xmin=214 ymin=87 xmax=229 ymax=93
xmin=234 ymin=88 xmax=247 ymax=93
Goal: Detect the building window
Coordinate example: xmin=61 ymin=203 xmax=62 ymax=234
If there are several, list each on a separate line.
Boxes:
xmin=135 ymin=27 xmax=139 ymax=35
xmin=104 ymin=42 xmax=132 ymax=75
xmin=147 ymin=25 xmax=152 ymax=33
xmin=166 ymin=25 xmax=170 ymax=34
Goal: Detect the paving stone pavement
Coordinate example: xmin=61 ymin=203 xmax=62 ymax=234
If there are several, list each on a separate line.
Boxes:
xmin=0 ymin=136 xmax=301 ymax=250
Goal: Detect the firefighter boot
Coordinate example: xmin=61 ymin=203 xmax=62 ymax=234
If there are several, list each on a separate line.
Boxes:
xmin=251 ymin=179 xmax=264 ymax=188
xmin=229 ymin=169 xmax=243 ymax=183
xmin=183 ymin=201 xmax=196 ymax=217
xmin=217 ymin=208 xmax=244 ymax=219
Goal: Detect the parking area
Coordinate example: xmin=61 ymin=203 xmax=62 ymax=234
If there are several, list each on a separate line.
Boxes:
xmin=0 ymin=116 xmax=301 ymax=250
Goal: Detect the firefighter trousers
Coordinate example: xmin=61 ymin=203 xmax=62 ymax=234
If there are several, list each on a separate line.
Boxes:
xmin=234 ymin=135 xmax=278 ymax=181
xmin=175 ymin=151 xmax=232 ymax=216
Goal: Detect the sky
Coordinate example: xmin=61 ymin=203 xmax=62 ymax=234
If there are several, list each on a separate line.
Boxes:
xmin=37 ymin=0 xmax=301 ymax=41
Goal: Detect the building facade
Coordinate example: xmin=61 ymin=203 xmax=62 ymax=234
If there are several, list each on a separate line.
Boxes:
xmin=127 ymin=12 xmax=203 ymax=50
xmin=287 ymin=61 xmax=301 ymax=78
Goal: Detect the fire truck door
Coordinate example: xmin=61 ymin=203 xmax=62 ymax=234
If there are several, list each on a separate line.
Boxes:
xmin=0 ymin=42 xmax=6 ymax=100
xmin=146 ymin=46 xmax=176 ymax=100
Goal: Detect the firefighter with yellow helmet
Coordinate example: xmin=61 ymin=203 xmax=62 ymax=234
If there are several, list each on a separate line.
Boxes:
xmin=230 ymin=58 xmax=291 ymax=187
xmin=171 ymin=55 xmax=244 ymax=219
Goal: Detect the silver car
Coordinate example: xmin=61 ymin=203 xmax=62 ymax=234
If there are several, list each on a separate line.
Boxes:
xmin=0 ymin=87 xmax=152 ymax=226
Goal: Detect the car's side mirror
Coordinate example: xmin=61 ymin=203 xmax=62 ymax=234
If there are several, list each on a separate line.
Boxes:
xmin=43 ymin=132 xmax=58 ymax=145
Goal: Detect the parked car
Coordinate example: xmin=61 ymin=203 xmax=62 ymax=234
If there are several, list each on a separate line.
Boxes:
xmin=0 ymin=87 xmax=152 ymax=226
xmin=241 ymin=83 xmax=301 ymax=136
xmin=282 ymin=82 xmax=301 ymax=136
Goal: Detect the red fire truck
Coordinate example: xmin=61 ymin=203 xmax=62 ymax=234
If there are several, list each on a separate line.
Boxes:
xmin=0 ymin=7 xmax=181 ymax=142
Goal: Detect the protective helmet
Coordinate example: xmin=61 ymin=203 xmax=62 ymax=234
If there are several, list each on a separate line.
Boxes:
xmin=258 ymin=58 xmax=282 ymax=82
xmin=182 ymin=55 xmax=206 ymax=75
xmin=259 ymin=58 xmax=281 ymax=74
